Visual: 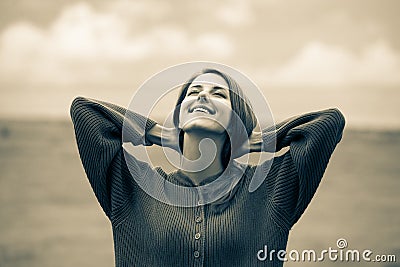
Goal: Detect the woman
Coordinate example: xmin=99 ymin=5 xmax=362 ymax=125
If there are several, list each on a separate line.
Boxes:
xmin=71 ymin=68 xmax=345 ymax=266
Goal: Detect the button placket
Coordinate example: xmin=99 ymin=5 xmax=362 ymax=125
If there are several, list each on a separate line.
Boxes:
xmin=193 ymin=190 xmax=205 ymax=265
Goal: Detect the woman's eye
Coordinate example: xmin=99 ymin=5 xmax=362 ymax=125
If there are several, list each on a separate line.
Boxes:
xmin=214 ymin=92 xmax=227 ymax=98
xmin=187 ymin=91 xmax=199 ymax=96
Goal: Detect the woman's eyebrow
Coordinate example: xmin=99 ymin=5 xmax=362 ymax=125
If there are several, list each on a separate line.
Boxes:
xmin=212 ymin=86 xmax=228 ymax=91
xmin=189 ymin=84 xmax=202 ymax=89
xmin=188 ymin=84 xmax=229 ymax=92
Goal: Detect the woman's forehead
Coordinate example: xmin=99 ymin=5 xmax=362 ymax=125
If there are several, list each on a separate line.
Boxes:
xmin=190 ymin=73 xmax=229 ymax=89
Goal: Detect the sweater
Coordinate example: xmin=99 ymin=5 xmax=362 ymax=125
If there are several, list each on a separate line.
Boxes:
xmin=70 ymin=96 xmax=345 ymax=267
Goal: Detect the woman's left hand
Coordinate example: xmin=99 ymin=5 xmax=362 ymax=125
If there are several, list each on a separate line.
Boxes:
xmin=147 ymin=124 xmax=180 ymax=152
xmin=233 ymin=131 xmax=263 ymax=158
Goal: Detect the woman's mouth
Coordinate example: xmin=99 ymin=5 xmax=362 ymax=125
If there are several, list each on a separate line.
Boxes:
xmin=193 ymin=107 xmax=210 ymax=114
xmin=190 ymin=105 xmax=215 ymax=115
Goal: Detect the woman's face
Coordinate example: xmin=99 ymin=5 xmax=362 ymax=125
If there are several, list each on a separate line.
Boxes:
xmin=179 ymin=73 xmax=232 ymax=134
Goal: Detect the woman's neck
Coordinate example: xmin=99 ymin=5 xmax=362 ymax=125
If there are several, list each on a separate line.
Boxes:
xmin=180 ymin=131 xmax=226 ymax=185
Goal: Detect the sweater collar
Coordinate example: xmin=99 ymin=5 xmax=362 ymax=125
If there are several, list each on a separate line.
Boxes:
xmin=168 ymin=161 xmax=248 ymax=213
xmin=173 ymin=170 xmax=223 ymax=187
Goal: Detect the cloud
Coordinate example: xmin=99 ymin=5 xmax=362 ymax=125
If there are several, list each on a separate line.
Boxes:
xmin=0 ymin=2 xmax=235 ymax=84
xmin=216 ymin=0 xmax=253 ymax=26
xmin=256 ymin=40 xmax=400 ymax=86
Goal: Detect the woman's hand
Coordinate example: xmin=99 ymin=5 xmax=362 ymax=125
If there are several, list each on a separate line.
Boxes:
xmin=146 ymin=124 xmax=180 ymax=152
xmin=233 ymin=131 xmax=263 ymax=158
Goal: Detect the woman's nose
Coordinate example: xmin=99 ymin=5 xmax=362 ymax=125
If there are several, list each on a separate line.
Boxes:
xmin=197 ymin=90 xmax=209 ymax=101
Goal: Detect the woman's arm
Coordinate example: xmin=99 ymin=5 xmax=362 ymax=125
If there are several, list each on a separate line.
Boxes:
xmin=70 ymin=96 xmax=157 ymax=219
xmin=263 ymin=108 xmax=344 ymax=153
xmin=145 ymin=124 xmax=180 ymax=152
xmin=253 ymin=108 xmax=345 ymax=228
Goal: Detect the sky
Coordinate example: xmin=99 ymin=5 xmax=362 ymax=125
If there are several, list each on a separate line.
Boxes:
xmin=0 ymin=0 xmax=399 ymax=129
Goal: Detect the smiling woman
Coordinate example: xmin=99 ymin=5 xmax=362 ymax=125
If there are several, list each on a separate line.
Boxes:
xmin=70 ymin=66 xmax=345 ymax=267
xmin=180 ymin=74 xmax=232 ymax=134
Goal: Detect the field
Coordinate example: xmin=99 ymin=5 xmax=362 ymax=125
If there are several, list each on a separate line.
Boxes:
xmin=0 ymin=120 xmax=399 ymax=266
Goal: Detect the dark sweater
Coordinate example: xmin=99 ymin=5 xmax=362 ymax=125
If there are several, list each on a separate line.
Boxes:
xmin=70 ymin=97 xmax=345 ymax=267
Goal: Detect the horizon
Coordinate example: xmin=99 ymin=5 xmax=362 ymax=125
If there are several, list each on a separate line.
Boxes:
xmin=1 ymin=1 xmax=400 ymax=128
xmin=1 ymin=112 xmax=399 ymax=132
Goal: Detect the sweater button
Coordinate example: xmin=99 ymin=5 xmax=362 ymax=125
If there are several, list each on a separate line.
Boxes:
xmin=195 ymin=216 xmax=202 ymax=223
xmin=195 ymin=232 xmax=201 ymax=239
xmin=194 ymin=251 xmax=200 ymax=258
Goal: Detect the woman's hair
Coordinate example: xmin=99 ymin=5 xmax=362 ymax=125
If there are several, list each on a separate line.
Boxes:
xmin=172 ymin=68 xmax=257 ymax=167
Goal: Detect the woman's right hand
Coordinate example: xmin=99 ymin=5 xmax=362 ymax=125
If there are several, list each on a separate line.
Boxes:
xmin=146 ymin=124 xmax=180 ymax=152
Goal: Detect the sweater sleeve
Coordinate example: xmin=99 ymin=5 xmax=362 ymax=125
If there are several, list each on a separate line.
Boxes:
xmin=262 ymin=108 xmax=345 ymax=229
xmin=70 ymin=96 xmax=157 ymax=219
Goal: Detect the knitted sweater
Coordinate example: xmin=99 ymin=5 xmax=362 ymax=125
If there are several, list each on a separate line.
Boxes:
xmin=70 ymin=97 xmax=345 ymax=267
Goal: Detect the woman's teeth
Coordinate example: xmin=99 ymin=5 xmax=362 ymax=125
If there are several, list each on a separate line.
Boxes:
xmin=193 ymin=107 xmax=210 ymax=114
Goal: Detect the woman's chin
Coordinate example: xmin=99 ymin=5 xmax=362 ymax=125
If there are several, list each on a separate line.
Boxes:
xmin=181 ymin=120 xmax=226 ymax=135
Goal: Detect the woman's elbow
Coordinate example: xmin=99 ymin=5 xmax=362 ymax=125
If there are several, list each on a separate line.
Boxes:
xmin=327 ymin=108 xmax=346 ymax=143
xmin=70 ymin=96 xmax=89 ymax=122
